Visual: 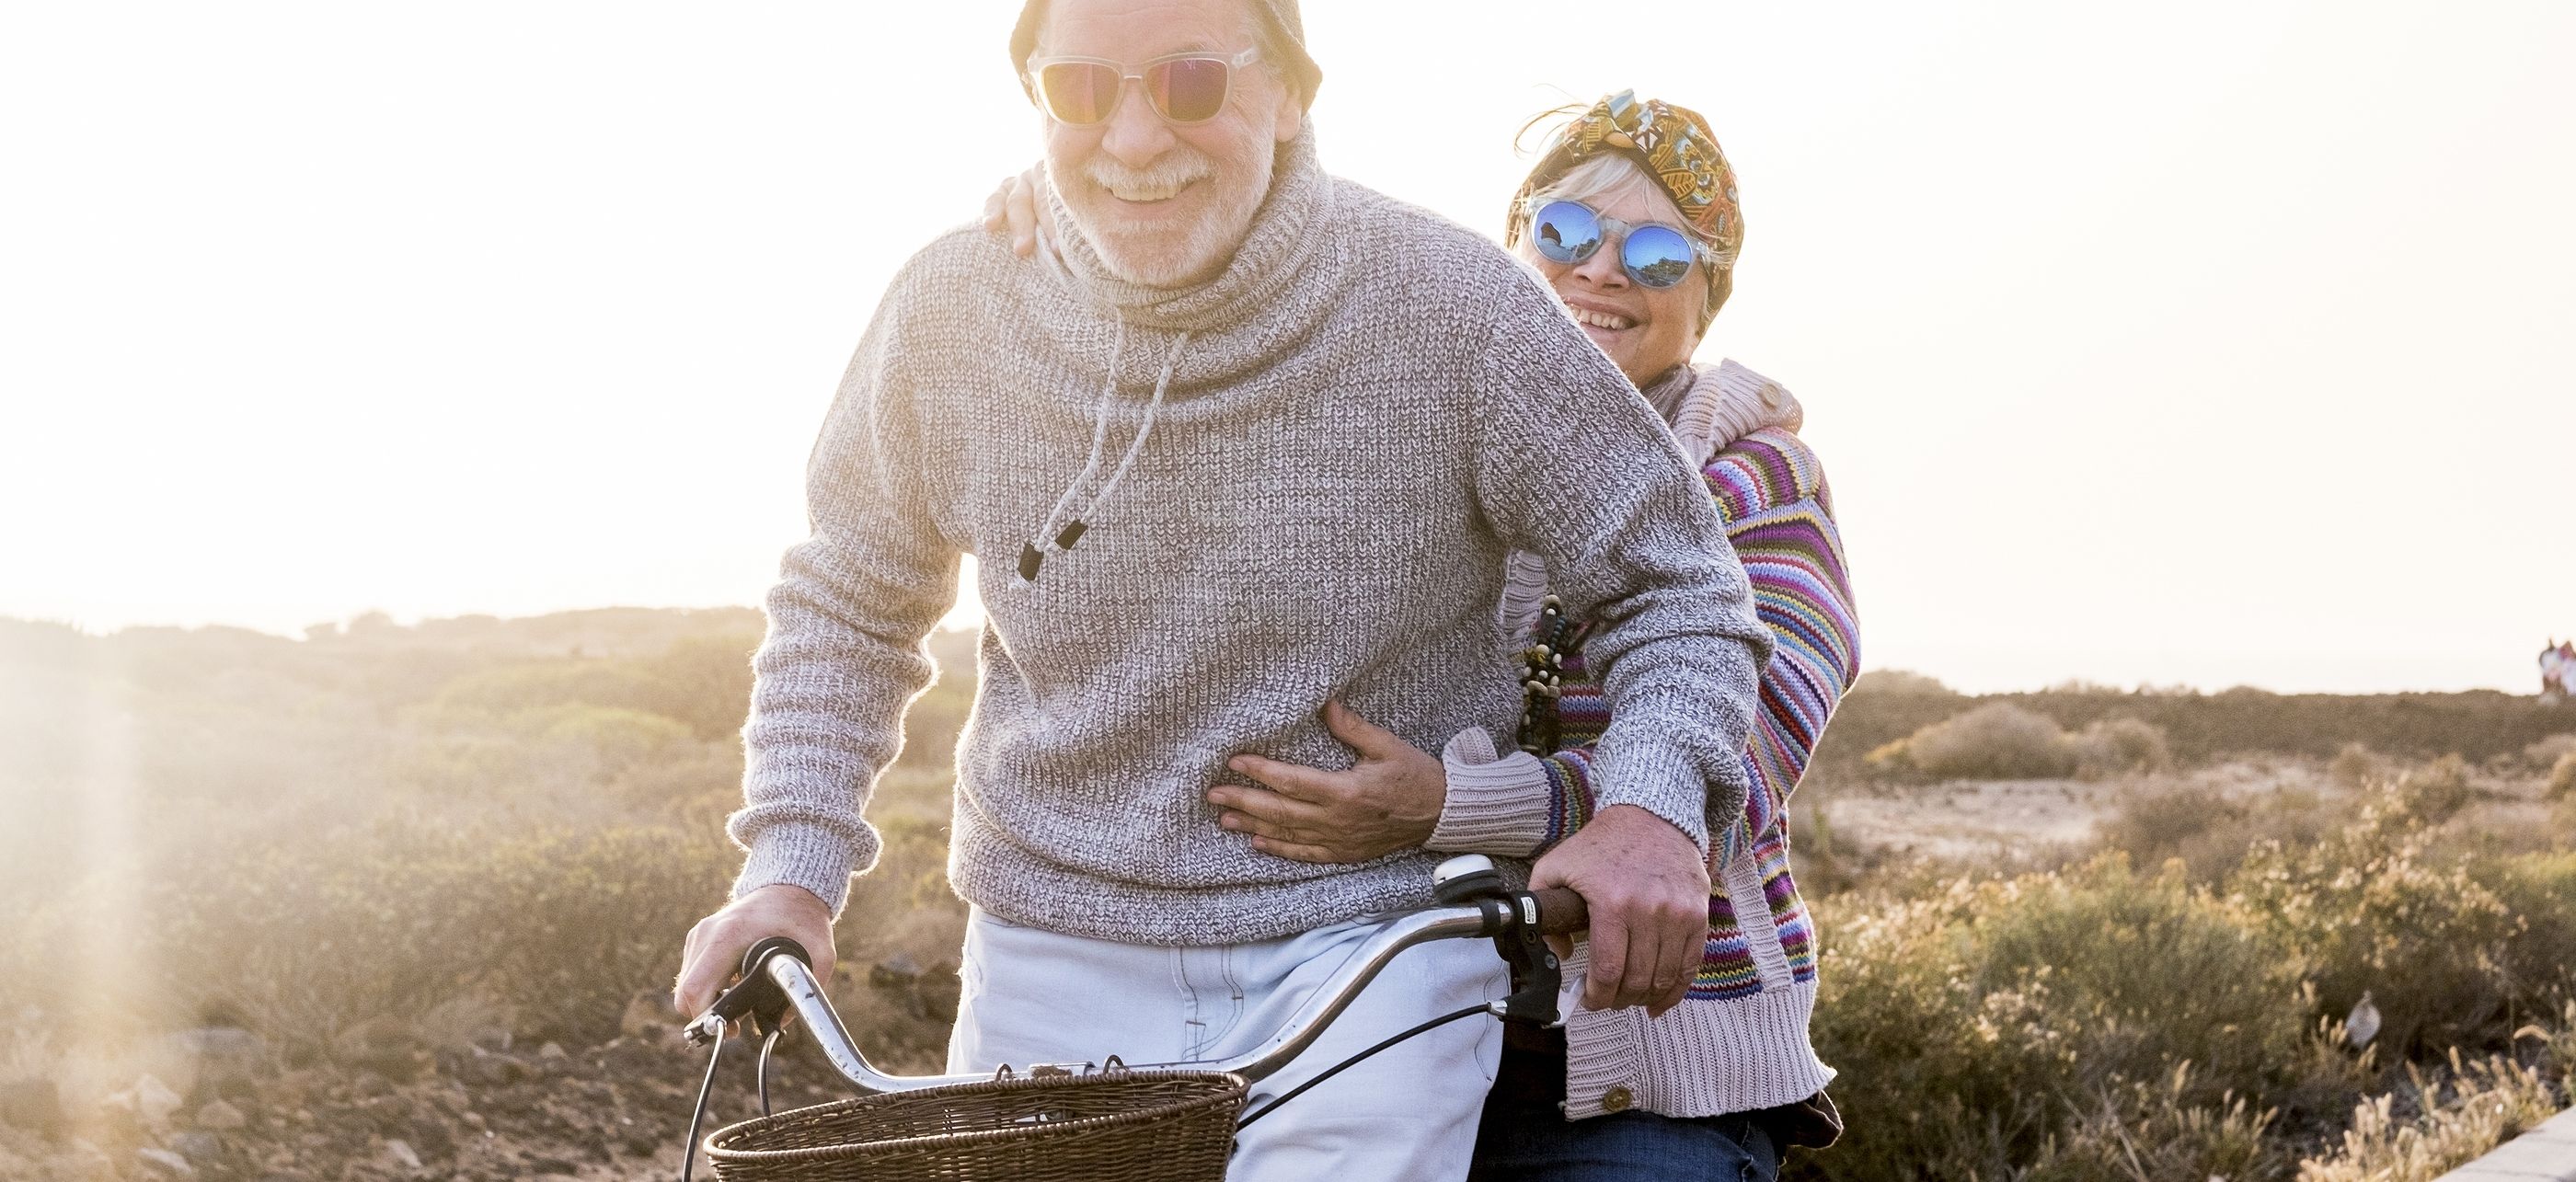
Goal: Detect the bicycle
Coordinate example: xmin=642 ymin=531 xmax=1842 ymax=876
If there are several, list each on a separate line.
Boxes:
xmin=674 ymin=853 xmax=1591 ymax=1181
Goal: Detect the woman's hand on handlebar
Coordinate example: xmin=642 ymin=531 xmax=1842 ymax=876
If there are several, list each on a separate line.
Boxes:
xmin=674 ymin=884 xmax=837 ymax=1024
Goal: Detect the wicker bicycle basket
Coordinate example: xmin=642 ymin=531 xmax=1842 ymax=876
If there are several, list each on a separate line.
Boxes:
xmin=703 ymin=1068 xmax=1248 ymax=1182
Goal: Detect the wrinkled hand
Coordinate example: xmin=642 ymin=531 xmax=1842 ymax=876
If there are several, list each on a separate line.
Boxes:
xmin=1213 ymin=701 xmax=1444 ymax=864
xmin=673 ymin=884 xmax=837 ymax=1027
xmin=978 ymin=165 xmax=1052 ymax=258
xmin=1532 ymin=805 xmax=1708 ymax=1017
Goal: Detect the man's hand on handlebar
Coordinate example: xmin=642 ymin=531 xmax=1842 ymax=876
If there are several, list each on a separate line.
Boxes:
xmin=674 ymin=884 xmax=837 ymax=1025
xmin=1530 ymin=805 xmax=1708 ymax=1019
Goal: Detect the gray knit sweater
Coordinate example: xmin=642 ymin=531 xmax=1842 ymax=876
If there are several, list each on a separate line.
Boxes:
xmin=727 ymin=132 xmax=1773 ymax=945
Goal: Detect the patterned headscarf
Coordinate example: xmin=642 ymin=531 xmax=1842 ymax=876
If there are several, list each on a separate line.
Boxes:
xmin=1504 ymin=90 xmax=1742 ymax=328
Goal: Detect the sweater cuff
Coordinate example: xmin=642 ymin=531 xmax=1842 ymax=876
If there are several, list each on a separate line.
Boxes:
xmin=1427 ymin=728 xmax=1552 ymax=857
xmin=1589 ymin=741 xmax=1711 ymax=856
xmin=730 ymin=821 xmax=862 ymax=919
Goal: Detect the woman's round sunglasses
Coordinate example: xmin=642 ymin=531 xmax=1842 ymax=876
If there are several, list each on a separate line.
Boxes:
xmin=1027 ymin=47 xmax=1261 ymax=127
xmin=1524 ymin=199 xmax=1702 ymax=289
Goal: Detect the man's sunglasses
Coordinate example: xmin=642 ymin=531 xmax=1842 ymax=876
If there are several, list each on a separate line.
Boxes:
xmin=1027 ymin=47 xmax=1260 ymax=126
xmin=1524 ymin=200 xmax=1702 ymax=290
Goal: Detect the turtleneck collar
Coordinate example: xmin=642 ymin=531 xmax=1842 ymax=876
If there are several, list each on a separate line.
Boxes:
xmin=1038 ymin=127 xmax=1334 ymax=335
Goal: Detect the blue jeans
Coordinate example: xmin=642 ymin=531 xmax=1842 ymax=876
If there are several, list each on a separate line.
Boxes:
xmin=1466 ymin=1041 xmax=1782 ymax=1182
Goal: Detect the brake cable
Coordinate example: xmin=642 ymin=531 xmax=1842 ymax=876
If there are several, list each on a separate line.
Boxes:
xmin=1234 ymin=1003 xmax=1489 ymax=1130
xmin=1239 ymin=866 xmax=1570 ymax=1129
xmin=680 ymin=938 xmax=809 ymax=1182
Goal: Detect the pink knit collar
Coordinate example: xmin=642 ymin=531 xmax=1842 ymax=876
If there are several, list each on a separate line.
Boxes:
xmin=1645 ymin=359 xmax=1804 ymax=468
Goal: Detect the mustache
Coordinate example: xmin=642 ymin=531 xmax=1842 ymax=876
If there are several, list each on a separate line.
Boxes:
xmin=1083 ymin=151 xmax=1215 ymax=194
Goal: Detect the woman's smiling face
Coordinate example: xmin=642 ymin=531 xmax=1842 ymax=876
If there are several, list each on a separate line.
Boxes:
xmin=1513 ymin=159 xmax=1711 ymax=387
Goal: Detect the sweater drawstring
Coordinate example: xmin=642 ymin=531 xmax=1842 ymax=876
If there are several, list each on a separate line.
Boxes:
xmin=1019 ymin=325 xmax=1190 ymax=581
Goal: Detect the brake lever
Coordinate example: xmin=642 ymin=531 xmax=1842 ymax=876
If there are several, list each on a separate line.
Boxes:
xmin=1431 ymin=855 xmax=1566 ymax=1027
xmin=683 ymin=936 xmax=810 ymax=1046
xmin=1489 ymin=892 xmax=1566 ymax=1027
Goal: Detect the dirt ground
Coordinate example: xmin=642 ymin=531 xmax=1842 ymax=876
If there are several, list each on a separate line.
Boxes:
xmin=1816 ymin=758 xmax=2341 ymax=863
xmin=0 ymin=1016 xmax=882 ymax=1181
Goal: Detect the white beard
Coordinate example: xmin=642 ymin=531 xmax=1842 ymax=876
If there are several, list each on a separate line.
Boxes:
xmin=1064 ymin=144 xmax=1272 ymax=287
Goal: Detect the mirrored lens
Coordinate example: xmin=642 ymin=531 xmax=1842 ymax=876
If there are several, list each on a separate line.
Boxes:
xmin=1621 ymin=224 xmax=1696 ymax=289
xmin=1530 ymin=201 xmax=1602 ymax=265
xmin=1148 ymin=57 xmax=1232 ymax=122
xmin=1039 ymin=62 xmax=1121 ymax=124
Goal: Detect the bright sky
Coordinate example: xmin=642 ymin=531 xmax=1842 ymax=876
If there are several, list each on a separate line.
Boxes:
xmin=5 ymin=2 xmax=2571 ymax=694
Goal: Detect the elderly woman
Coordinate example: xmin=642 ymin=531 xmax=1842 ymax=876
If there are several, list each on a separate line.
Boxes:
xmin=987 ymin=90 xmax=1857 ymax=1182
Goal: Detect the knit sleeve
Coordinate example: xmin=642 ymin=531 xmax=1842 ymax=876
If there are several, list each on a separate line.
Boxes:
xmin=1435 ymin=430 xmax=1858 ymax=866
xmin=726 ymin=288 xmax=960 ymax=919
xmin=1705 ymin=430 xmax=1859 ymax=838
xmin=1425 ymin=738 xmax=1601 ymax=859
xmin=1466 ymin=270 xmax=1773 ymax=855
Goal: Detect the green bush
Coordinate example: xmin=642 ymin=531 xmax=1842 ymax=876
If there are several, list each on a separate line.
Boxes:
xmin=2229 ymin=785 xmax=2526 ymax=1059
xmin=2486 ymin=851 xmax=2576 ymax=1009
xmin=1802 ymin=858 xmax=2312 ymax=1179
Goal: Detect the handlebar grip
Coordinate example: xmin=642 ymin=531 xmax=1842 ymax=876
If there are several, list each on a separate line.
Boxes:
xmin=1528 ymin=888 xmax=1588 ymax=935
xmin=740 ymin=936 xmax=811 ymax=978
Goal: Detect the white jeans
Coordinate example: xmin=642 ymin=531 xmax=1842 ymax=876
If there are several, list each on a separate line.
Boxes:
xmin=949 ymin=908 xmax=1510 ymax=1182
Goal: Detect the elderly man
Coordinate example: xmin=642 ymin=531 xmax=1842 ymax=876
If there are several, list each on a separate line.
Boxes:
xmin=673 ymin=0 xmax=1774 ymax=1176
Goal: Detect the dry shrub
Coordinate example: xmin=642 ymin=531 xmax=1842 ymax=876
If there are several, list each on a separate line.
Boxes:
xmin=1869 ymin=702 xmax=2077 ymax=779
xmin=1801 ymin=797 xmax=2576 ymax=1181
xmin=2404 ymin=753 xmax=2477 ymax=823
xmin=2295 ymin=1044 xmax=2569 ymax=1181
xmin=2331 ymin=742 xmax=2386 ymax=789
xmin=2067 ymin=716 xmax=2173 ymax=778
xmin=2104 ymin=784 xmax=2336 ymax=885
xmin=2487 ymin=852 xmax=2576 ymax=1004
xmin=2231 ymin=784 xmax=2528 ymax=1059
xmin=2097 ymin=782 xmax=2243 ymax=874
xmin=1806 ymin=857 xmax=2314 ymax=1179
xmin=2548 ymin=750 xmax=2576 ymax=801
xmin=2523 ymin=732 xmax=2576 ymax=771
xmin=1 ymin=820 xmax=745 ymax=1058
xmin=1868 ymin=705 xmax=2170 ymax=782
xmin=2019 ymin=1063 xmax=2280 ymax=1182
xmin=1846 ymin=668 xmax=1954 ymax=697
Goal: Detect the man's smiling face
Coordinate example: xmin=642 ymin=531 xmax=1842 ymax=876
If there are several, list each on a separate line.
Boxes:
xmin=1035 ymin=0 xmax=1302 ymax=287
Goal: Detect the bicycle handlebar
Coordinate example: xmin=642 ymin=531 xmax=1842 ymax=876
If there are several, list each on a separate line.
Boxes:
xmin=1527 ymin=885 xmax=1587 ymax=935
xmin=689 ymin=861 xmax=1589 ymax=1096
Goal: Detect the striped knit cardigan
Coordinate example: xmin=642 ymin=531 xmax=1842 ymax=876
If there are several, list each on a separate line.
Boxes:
xmin=1429 ymin=359 xmax=1860 ymax=1120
